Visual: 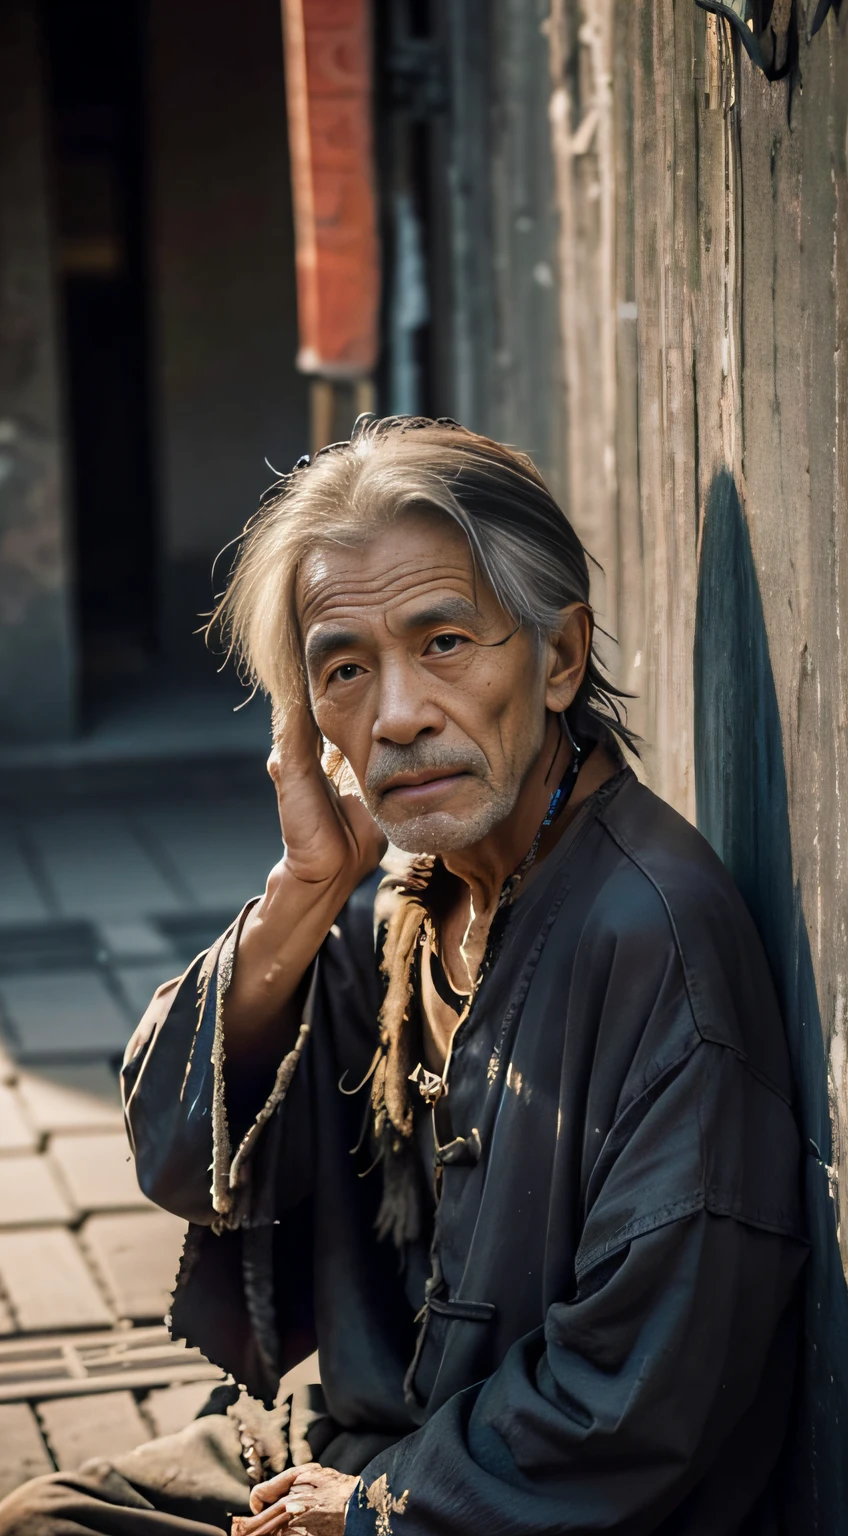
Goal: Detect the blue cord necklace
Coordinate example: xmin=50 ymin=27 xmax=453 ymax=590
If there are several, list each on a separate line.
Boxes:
xmin=542 ymin=719 xmax=583 ymax=826
xmin=498 ymin=719 xmax=584 ymax=907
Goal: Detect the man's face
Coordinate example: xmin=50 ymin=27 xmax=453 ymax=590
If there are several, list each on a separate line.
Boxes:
xmin=297 ymin=512 xmax=552 ymax=853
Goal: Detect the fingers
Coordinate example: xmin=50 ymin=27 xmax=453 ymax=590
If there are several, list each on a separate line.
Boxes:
xmin=291 ymin=1468 xmax=321 ymax=1489
xmin=269 ymin=697 xmax=322 ymax=778
xmin=250 ymin=1466 xmax=315 ymax=1514
xmin=233 ymin=1496 xmax=306 ymax=1536
xmin=267 ymin=703 xmax=335 ymax=849
xmin=267 ymin=722 xmax=328 ymax=850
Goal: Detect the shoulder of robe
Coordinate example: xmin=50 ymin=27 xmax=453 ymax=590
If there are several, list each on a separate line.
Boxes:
xmin=590 ymin=774 xmax=793 ymax=1105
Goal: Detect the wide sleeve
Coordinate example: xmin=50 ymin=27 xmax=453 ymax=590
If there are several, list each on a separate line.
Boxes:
xmin=122 ymin=876 xmax=384 ymax=1232
xmin=346 ymin=1043 xmax=808 ymax=1535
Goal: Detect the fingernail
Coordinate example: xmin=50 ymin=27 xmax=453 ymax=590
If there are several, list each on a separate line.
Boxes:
xmin=285 ymin=1502 xmax=306 ymax=1514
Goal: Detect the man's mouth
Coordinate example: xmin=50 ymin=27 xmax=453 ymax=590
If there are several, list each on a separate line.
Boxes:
xmin=380 ymin=769 xmax=471 ymax=804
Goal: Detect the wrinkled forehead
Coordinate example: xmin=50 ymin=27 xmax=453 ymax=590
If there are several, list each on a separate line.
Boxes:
xmin=294 ymin=511 xmax=491 ymax=635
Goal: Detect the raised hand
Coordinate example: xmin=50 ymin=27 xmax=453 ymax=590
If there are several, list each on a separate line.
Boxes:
xmin=223 ymin=701 xmax=386 ymax=1057
xmin=265 ymin=698 xmax=387 ymax=892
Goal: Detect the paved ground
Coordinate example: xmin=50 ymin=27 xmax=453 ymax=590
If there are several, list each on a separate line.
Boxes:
xmin=0 ymin=744 xmax=292 ymax=1497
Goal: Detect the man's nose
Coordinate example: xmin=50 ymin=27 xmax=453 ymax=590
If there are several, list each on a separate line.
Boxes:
xmin=372 ymin=659 xmax=445 ymax=744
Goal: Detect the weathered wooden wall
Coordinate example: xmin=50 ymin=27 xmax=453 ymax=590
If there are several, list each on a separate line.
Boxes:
xmin=546 ymin=0 xmax=848 ymax=1231
xmin=548 ymin=0 xmax=744 ymax=798
xmin=738 ymin=23 xmax=848 ymax=1240
xmin=432 ymin=0 xmax=848 ymax=1510
xmin=545 ymin=1 xmax=848 ymax=1518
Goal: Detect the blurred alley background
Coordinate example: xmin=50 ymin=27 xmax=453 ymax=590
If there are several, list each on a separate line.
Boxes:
xmin=0 ymin=0 xmax=847 ymax=1509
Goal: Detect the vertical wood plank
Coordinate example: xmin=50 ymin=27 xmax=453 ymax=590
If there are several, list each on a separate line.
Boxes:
xmin=611 ymin=0 xmax=645 ymax=731
xmin=548 ymin=0 xmax=621 ymax=651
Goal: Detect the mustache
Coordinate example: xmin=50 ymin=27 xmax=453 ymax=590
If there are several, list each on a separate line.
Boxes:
xmin=365 ymin=741 xmax=488 ymax=796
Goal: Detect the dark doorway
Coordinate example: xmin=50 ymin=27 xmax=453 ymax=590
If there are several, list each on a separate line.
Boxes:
xmin=375 ymin=0 xmax=440 ymax=419
xmin=42 ymin=0 xmax=156 ymax=718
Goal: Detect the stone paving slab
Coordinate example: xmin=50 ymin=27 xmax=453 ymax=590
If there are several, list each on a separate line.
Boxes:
xmin=26 ymin=813 xmax=186 ymax=920
xmin=39 ymin=1390 xmax=150 ymax=1470
xmin=0 ymin=1153 xmax=74 ymax=1226
xmin=154 ymin=910 xmax=236 ymax=966
xmin=144 ymin=1380 xmax=216 ymax=1438
xmin=49 ymin=1132 xmax=150 ymax=1216
xmin=16 ymin=1063 xmax=123 ymax=1136
xmin=0 ymin=833 xmax=52 ymax=927
xmin=0 ymin=1403 xmax=54 ymax=1495
xmin=0 ymin=920 xmax=102 ymax=976
xmin=0 ymin=765 xmax=276 ymax=1498
xmin=99 ymin=920 xmax=176 ymax=963
xmin=82 ymin=1211 xmax=186 ymax=1322
xmin=136 ymin=802 xmax=276 ymax=910
xmin=0 ymin=971 xmax=132 ymax=1060
xmin=116 ymin=963 xmax=181 ymax=1023
xmin=0 ymin=1228 xmax=113 ymax=1331
xmin=0 ymin=1083 xmax=37 ymax=1153
xmin=0 ymin=1326 xmax=220 ymax=1402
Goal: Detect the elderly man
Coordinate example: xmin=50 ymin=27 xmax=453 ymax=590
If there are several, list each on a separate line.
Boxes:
xmin=1 ymin=416 xmax=805 ymax=1535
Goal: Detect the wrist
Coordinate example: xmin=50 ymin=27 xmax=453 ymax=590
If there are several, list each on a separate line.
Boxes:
xmin=236 ymin=859 xmax=355 ymax=991
xmin=272 ymin=854 xmax=360 ymax=911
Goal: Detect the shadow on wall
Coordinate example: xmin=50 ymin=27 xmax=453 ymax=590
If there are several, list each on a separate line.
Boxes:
xmin=694 ymin=469 xmax=848 ymax=1531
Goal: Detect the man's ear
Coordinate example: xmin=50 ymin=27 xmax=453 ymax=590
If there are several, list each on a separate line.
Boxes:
xmin=545 ymin=603 xmax=593 ymax=714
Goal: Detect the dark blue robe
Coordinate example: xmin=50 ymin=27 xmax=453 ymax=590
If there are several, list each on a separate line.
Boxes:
xmin=124 ymin=769 xmax=807 ymax=1535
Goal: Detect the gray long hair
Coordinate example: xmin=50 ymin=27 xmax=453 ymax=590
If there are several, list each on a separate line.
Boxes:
xmin=208 ymin=413 xmax=636 ymax=750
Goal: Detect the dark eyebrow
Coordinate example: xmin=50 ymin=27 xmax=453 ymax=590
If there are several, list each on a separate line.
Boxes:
xmin=305 ymin=597 xmax=483 ymax=672
xmin=304 ymin=628 xmax=361 ymax=670
xmin=397 ymin=597 xmax=482 ymax=633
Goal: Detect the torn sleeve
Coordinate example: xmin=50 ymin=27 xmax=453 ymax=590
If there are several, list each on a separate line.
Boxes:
xmin=122 ymin=900 xmax=311 ymax=1230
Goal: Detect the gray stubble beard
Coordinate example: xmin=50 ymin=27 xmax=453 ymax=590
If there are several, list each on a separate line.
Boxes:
xmin=371 ymin=780 xmax=521 ymax=855
xmin=358 ymin=717 xmax=548 ymax=855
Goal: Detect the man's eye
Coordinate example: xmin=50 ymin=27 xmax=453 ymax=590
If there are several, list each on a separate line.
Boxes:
xmin=329 ymin=663 xmax=364 ymax=684
xmin=426 ymin=633 xmax=465 ymax=656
